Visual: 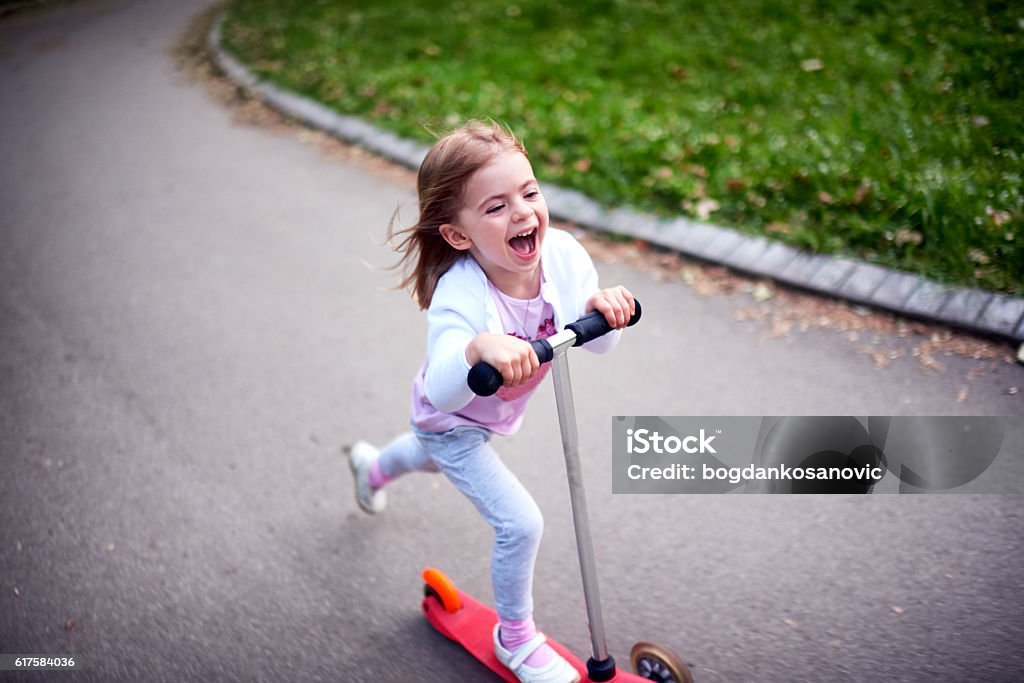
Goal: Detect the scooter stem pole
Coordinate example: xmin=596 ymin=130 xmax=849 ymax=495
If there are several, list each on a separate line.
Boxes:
xmin=550 ymin=349 xmax=612 ymax=670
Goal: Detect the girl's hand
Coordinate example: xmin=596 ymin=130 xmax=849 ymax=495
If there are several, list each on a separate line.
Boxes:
xmin=585 ymin=285 xmax=635 ymax=330
xmin=465 ymin=333 xmax=539 ymax=388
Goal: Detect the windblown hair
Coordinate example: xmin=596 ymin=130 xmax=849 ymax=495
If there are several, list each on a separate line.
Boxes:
xmin=387 ymin=120 xmax=528 ymax=309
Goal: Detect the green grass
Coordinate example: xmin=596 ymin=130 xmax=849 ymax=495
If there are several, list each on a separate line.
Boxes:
xmin=222 ymin=0 xmax=1024 ymax=294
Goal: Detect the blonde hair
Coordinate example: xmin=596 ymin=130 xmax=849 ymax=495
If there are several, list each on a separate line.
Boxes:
xmin=388 ymin=120 xmax=528 ymax=309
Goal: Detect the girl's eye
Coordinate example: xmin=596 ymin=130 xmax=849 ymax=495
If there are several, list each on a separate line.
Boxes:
xmin=524 ymin=190 xmax=539 ymax=199
xmin=486 ymin=203 xmax=505 ymax=215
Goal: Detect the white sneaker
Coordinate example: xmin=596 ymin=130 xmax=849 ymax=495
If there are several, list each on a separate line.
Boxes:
xmin=346 ymin=441 xmax=387 ymax=515
xmin=493 ymin=625 xmax=581 ymax=683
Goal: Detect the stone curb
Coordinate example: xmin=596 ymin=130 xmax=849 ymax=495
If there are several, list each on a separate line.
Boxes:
xmin=208 ymin=17 xmax=1024 ymax=344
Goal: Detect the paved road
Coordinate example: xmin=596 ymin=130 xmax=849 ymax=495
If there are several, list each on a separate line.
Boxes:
xmin=1 ymin=2 xmax=1022 ymax=682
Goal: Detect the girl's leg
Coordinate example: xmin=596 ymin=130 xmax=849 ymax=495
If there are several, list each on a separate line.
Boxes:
xmin=373 ymin=432 xmax=440 ymax=487
xmin=419 ymin=426 xmax=542 ymax=619
xmin=419 ymin=427 xmax=556 ymax=669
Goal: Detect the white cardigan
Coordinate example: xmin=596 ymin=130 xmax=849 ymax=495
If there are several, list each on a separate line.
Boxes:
xmin=422 ymin=228 xmax=621 ymax=414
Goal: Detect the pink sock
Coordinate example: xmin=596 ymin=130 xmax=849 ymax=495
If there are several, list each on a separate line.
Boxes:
xmin=499 ymin=615 xmax=555 ymax=669
xmin=367 ymin=459 xmax=392 ymax=490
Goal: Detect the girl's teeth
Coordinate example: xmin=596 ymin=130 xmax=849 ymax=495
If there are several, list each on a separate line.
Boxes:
xmin=509 ymin=229 xmax=536 ymax=255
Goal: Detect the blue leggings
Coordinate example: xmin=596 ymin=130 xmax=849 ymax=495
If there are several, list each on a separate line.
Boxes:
xmin=377 ymin=427 xmax=543 ymax=620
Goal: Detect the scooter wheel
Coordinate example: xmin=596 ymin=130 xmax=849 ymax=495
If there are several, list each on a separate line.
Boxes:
xmin=421 ymin=567 xmax=462 ymax=614
xmin=630 ymin=641 xmax=693 ymax=683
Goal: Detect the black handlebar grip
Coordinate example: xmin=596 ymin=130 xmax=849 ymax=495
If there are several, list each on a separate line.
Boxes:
xmin=566 ymin=299 xmax=642 ymax=347
xmin=467 ymin=362 xmax=503 ymax=397
xmin=466 ymin=300 xmax=641 ymax=396
xmin=467 ymin=339 xmax=554 ymax=397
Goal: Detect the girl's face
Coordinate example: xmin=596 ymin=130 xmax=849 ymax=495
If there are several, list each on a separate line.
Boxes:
xmin=440 ymin=150 xmax=548 ymax=298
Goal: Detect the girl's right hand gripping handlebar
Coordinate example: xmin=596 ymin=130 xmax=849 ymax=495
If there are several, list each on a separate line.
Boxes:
xmin=467 ymin=300 xmax=642 ymax=397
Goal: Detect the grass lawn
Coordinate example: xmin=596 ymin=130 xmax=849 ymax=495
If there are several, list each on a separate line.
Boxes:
xmin=222 ymin=0 xmax=1023 ymax=294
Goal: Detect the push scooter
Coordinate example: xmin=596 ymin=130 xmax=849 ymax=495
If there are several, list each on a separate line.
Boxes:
xmin=421 ymin=302 xmax=694 ymax=683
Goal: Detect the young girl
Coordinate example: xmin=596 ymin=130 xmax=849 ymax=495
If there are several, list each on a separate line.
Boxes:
xmin=349 ymin=120 xmax=633 ymax=683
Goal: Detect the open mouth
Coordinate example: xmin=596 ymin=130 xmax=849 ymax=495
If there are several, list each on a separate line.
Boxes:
xmin=508 ymin=228 xmax=538 ymax=257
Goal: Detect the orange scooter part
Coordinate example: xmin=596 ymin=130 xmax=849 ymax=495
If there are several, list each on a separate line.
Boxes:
xmin=422 ymin=567 xmax=462 ymax=613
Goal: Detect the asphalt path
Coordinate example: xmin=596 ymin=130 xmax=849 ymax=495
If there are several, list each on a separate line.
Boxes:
xmin=1 ymin=2 xmax=1022 ymax=681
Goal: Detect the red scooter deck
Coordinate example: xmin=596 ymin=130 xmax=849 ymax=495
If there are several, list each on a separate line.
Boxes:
xmin=422 ymin=585 xmax=588 ymax=682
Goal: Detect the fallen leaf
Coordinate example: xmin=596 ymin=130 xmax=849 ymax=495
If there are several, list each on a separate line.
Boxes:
xmin=695 ymin=198 xmax=720 ymax=220
xmin=853 ymin=181 xmax=871 ymax=205
xmin=784 ymin=618 xmax=799 ymax=629
xmin=967 ymin=364 xmax=990 ymax=380
xmin=753 ymin=283 xmax=774 ymax=302
xmin=13 ymin=587 xmax=21 ymax=598
xmin=64 ymin=618 xmax=77 ymax=632
xmin=893 ymin=228 xmax=923 ymax=246
xmin=917 ymin=353 xmax=946 ymax=373
xmin=868 ymin=351 xmax=892 ymax=368
xmin=986 ymin=207 xmax=1011 ymax=226
xmin=956 ymin=386 xmax=969 ymax=402
xmin=683 ymin=163 xmax=708 ymax=178
xmin=736 ymin=306 xmax=768 ymax=322
xmin=770 ymin=318 xmax=793 ymax=338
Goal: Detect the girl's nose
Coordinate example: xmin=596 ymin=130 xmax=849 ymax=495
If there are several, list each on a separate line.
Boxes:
xmin=510 ymin=197 xmax=529 ymax=222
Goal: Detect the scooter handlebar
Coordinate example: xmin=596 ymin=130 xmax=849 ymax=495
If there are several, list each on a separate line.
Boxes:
xmin=467 ymin=300 xmax=641 ymax=397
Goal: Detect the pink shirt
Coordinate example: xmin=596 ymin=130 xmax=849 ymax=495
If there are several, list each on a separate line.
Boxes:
xmin=411 ymin=282 xmax=556 ymax=436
